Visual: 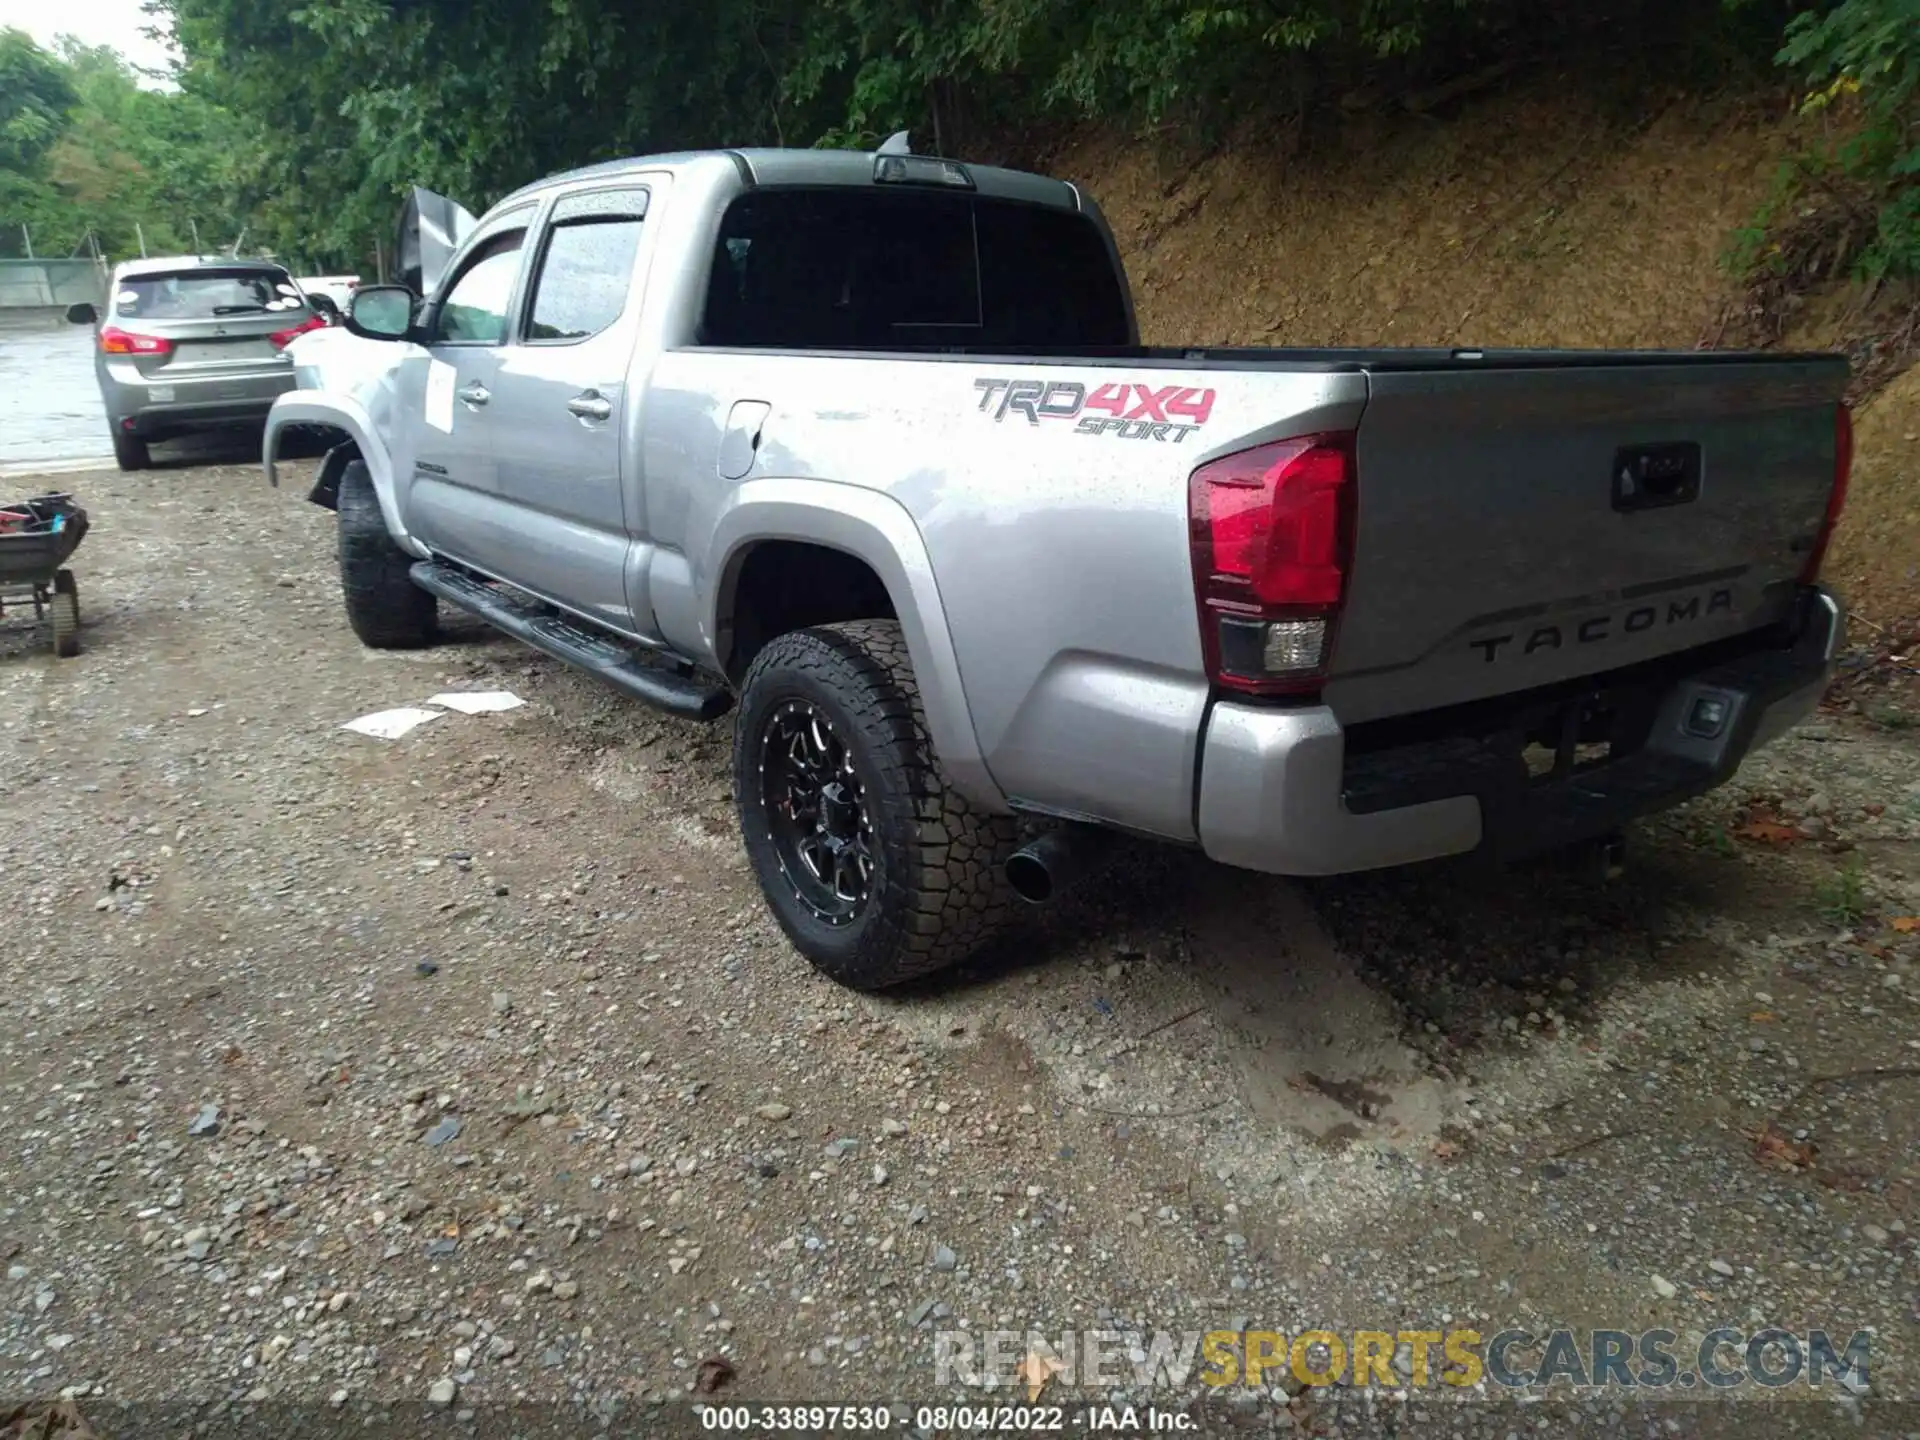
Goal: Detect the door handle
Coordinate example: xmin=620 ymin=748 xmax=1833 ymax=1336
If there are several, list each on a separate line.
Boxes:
xmin=568 ymin=392 xmax=613 ymax=422
xmin=456 ymin=382 xmax=490 ymax=406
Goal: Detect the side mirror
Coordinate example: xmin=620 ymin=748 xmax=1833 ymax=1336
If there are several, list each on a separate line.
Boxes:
xmin=307 ymin=292 xmax=341 ymax=323
xmin=344 ymin=285 xmax=416 ymax=341
xmin=66 ymin=302 xmax=98 ymax=326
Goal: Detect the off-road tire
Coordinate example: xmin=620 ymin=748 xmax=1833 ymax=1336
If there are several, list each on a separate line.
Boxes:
xmin=111 ymin=428 xmax=150 ymax=472
xmin=337 ymin=459 xmax=437 ymax=649
xmin=735 ymin=619 xmax=1017 ymax=990
xmin=51 ymin=569 xmax=80 ymax=658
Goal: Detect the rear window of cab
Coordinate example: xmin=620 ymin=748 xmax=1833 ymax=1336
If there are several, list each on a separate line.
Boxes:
xmin=700 ymin=188 xmax=1131 ymax=350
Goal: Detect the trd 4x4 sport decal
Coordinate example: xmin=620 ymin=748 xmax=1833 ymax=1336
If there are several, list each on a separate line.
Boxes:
xmin=973 ymin=378 xmax=1216 ymax=443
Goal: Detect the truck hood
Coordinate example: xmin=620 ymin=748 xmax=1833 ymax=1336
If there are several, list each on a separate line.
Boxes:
xmin=397 ymin=187 xmax=477 ymax=296
xmin=286 ymin=324 xmax=412 ymax=398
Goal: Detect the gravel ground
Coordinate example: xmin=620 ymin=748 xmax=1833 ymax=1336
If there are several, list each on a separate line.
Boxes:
xmin=2 ymin=456 xmax=1916 ymax=1439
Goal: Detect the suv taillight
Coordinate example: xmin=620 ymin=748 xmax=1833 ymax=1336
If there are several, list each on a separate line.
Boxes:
xmin=270 ymin=315 xmax=329 ymax=348
xmin=1801 ymin=401 xmax=1852 ymax=585
xmin=1189 ymin=433 xmax=1356 ymax=695
xmin=99 ymin=326 xmax=171 ymax=356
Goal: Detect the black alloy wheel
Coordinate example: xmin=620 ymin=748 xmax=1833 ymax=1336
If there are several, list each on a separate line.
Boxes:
xmin=760 ymin=698 xmax=876 ymax=925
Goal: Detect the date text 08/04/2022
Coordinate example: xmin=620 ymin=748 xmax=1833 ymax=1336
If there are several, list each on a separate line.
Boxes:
xmin=695 ymin=1403 xmax=1195 ymax=1432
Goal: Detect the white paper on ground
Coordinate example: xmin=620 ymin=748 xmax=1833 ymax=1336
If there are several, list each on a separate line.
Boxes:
xmin=424 ymin=359 xmax=456 ymax=434
xmin=426 ymin=690 xmax=525 ymax=715
xmin=342 ymin=707 xmax=444 ymax=740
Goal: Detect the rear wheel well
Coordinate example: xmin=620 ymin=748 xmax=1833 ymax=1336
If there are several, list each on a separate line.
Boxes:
xmin=724 ymin=541 xmax=896 ymax=685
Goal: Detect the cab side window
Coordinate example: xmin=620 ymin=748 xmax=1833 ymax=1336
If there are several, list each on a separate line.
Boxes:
xmin=431 ymin=229 xmax=527 ymax=345
xmin=524 ymin=189 xmax=648 ymax=344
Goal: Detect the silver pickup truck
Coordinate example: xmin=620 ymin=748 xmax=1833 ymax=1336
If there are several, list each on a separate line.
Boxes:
xmin=264 ymin=142 xmax=1852 ymax=991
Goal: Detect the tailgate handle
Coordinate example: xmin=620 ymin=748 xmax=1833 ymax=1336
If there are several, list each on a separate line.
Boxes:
xmin=1612 ymin=442 xmax=1700 ymax=513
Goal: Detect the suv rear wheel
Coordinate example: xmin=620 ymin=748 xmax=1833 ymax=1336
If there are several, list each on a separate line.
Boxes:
xmin=337 ymin=459 xmax=437 ymax=648
xmin=110 ymin=427 xmax=150 ymax=472
xmin=734 ymin=619 xmax=1017 ymax=990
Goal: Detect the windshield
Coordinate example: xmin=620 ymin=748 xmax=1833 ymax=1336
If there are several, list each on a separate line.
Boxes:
xmin=113 ymin=269 xmax=306 ymax=321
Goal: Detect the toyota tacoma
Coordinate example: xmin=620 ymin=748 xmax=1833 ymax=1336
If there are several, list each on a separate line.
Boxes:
xmin=264 ymin=140 xmax=1852 ymax=990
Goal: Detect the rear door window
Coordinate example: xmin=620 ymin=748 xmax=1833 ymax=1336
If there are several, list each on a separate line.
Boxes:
xmin=114 ymin=269 xmax=304 ymax=321
xmin=702 ymin=188 xmax=1130 ymax=350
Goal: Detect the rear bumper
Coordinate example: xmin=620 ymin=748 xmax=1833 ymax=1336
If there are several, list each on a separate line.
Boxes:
xmin=104 ymin=362 xmax=294 ymax=436
xmin=120 ymin=399 xmax=282 ymax=437
xmin=1196 ymin=587 xmax=1844 ymax=876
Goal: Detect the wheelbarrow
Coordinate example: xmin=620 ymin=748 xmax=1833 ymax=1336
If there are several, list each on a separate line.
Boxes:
xmin=0 ymin=494 xmax=89 ymax=659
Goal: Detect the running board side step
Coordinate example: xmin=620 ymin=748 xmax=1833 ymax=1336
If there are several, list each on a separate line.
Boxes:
xmin=410 ymin=561 xmax=733 ymax=722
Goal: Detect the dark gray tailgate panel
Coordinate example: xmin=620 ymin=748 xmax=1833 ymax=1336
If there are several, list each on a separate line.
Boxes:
xmin=1323 ymin=359 xmax=1847 ymax=725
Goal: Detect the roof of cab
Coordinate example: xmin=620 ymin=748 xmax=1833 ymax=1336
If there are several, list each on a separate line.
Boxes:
xmin=496 ymin=147 xmax=1081 ymax=214
xmin=113 ymin=254 xmax=289 ymax=280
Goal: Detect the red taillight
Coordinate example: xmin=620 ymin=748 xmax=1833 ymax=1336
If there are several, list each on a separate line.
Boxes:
xmin=1190 ymin=433 xmax=1356 ymax=695
xmin=1801 ymin=401 xmax=1852 ymax=584
xmin=99 ymin=326 xmax=171 ymax=356
xmin=270 ymin=315 xmax=328 ymax=348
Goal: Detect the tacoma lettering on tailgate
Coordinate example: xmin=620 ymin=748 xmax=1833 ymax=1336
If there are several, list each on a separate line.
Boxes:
xmin=1468 ymin=587 xmax=1736 ymax=664
xmin=973 ymin=378 xmax=1216 ymax=442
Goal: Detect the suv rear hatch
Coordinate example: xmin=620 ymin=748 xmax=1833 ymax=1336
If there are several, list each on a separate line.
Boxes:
xmin=107 ymin=267 xmax=319 ymax=377
xmin=1322 ymin=354 xmax=1850 ymax=724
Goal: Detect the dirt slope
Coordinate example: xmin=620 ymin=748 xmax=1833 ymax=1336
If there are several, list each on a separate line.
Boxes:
xmin=1828 ymin=367 xmax=1920 ymax=627
xmin=1046 ymin=76 xmax=1920 ymax=624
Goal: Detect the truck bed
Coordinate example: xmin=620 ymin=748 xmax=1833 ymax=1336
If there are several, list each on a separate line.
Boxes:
xmin=651 ymin=334 xmax=1848 ymax=849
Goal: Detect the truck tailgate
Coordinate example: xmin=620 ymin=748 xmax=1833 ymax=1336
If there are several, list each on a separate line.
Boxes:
xmin=1324 ymin=357 xmax=1849 ymax=724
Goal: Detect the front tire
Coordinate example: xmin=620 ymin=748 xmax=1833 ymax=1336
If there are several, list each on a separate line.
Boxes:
xmin=734 ymin=620 xmax=1017 ymax=990
xmin=110 ymin=427 xmax=150 ymax=471
xmin=337 ymin=459 xmax=436 ymax=649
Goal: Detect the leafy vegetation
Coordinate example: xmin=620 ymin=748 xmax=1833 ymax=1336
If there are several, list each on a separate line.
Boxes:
xmin=1780 ymin=0 xmax=1920 ymax=279
xmin=148 ymin=0 xmax=1795 ymax=268
xmin=1815 ymin=859 xmax=1870 ymax=925
xmin=0 ymin=28 xmax=251 ymax=260
xmin=0 ymin=28 xmax=80 ymax=254
xmin=2 ymin=0 xmax=1913 ymax=285
xmin=1727 ymin=0 xmax=1919 ymax=285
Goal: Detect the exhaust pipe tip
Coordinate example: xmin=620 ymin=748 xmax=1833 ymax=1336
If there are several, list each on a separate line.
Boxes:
xmin=1005 ymin=850 xmax=1056 ymax=905
xmin=1004 ymin=826 xmax=1118 ymax=906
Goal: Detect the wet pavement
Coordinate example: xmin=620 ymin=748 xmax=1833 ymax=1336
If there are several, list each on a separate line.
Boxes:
xmin=0 ymin=312 xmax=110 ymax=473
xmin=0 ymin=310 xmax=278 ymax=479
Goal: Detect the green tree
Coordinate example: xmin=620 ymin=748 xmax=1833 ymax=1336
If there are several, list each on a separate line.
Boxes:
xmin=0 ymin=28 xmax=257 ymax=260
xmin=1779 ymin=0 xmax=1920 ymax=278
xmin=0 ymin=27 xmax=77 ymax=171
xmin=160 ymin=0 xmax=834 ymax=266
xmin=0 ymin=27 xmax=80 ymax=256
xmin=151 ymin=0 xmax=1907 ymax=290
xmin=45 ymin=38 xmax=254 ymax=257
